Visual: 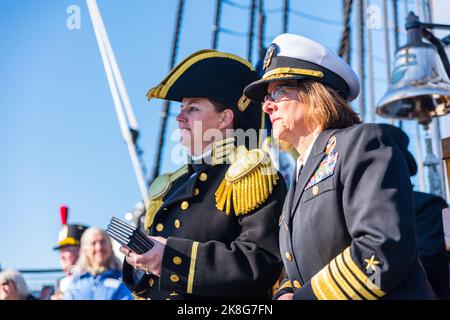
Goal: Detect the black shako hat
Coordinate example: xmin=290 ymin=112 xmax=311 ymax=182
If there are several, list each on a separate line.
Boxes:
xmin=147 ymin=50 xmax=266 ymax=143
xmin=53 ymin=206 xmax=88 ymax=250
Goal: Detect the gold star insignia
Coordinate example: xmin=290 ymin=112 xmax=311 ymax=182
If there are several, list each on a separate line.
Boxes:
xmin=364 ymin=255 xmax=380 ymax=272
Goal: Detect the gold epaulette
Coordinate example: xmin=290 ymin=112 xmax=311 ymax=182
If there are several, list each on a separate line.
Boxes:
xmin=215 ymin=146 xmax=279 ymax=216
xmin=144 ymin=165 xmax=189 ymax=230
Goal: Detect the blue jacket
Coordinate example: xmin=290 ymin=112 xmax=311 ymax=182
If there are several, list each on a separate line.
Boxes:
xmin=64 ymin=269 xmax=132 ymax=300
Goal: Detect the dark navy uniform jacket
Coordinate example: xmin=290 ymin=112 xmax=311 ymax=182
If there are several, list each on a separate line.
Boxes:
xmin=123 ymin=161 xmax=287 ymax=300
xmin=414 ymin=191 xmax=449 ymax=300
xmin=276 ymin=124 xmax=436 ymax=300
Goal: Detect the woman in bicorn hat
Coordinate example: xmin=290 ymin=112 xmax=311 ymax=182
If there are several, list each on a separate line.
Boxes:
xmin=120 ymin=50 xmax=287 ymax=300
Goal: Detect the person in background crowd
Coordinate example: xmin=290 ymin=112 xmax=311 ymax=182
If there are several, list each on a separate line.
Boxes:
xmin=380 ymin=124 xmax=449 ymax=300
xmin=64 ymin=227 xmax=132 ymax=300
xmin=51 ymin=205 xmax=88 ymax=300
xmin=0 ymin=269 xmax=37 ymax=300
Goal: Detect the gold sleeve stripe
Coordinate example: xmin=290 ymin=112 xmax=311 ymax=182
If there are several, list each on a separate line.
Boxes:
xmin=277 ymin=280 xmax=293 ymax=292
xmin=330 ymin=259 xmax=363 ymax=300
xmin=343 ymin=248 xmax=385 ymax=298
xmin=336 ymin=254 xmax=377 ymax=300
xmin=187 ymin=241 xmax=199 ymax=294
xmin=311 ymin=265 xmax=348 ymax=300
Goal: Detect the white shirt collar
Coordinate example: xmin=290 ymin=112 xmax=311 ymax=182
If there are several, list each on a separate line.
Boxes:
xmin=189 ymin=149 xmax=212 ymax=161
xmin=296 ymin=133 xmax=320 ymax=178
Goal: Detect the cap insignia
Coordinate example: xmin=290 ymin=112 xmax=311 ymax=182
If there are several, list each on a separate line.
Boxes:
xmin=263 ymin=43 xmax=278 ymax=70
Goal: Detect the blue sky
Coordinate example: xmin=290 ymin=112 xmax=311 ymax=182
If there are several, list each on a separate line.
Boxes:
xmin=0 ymin=0 xmax=444 ymax=269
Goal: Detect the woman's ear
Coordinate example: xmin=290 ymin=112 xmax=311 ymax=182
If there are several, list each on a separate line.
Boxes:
xmin=218 ymin=109 xmax=234 ymax=130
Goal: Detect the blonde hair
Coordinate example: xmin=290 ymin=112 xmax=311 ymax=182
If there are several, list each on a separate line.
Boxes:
xmin=73 ymin=227 xmax=122 ymax=275
xmin=0 ymin=269 xmax=30 ymax=299
xmin=296 ymin=80 xmax=362 ymax=131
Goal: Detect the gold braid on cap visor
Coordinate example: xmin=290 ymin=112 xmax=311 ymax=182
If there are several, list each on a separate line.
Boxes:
xmin=262 ymin=67 xmax=324 ymax=80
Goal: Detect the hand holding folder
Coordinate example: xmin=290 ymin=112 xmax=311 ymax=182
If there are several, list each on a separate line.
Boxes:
xmin=105 ymin=217 xmax=154 ymax=254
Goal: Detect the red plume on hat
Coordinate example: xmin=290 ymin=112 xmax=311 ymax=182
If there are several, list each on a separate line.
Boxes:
xmin=60 ymin=205 xmax=69 ymax=225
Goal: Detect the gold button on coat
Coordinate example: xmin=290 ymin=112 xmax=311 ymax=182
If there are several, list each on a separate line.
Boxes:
xmin=170 ymin=274 xmax=180 ymax=283
xmin=173 ymin=256 xmax=182 ymax=265
xmin=199 ymin=172 xmax=208 ymax=181
xmin=148 ymin=278 xmax=155 ymax=287
xmin=174 ymin=219 xmax=181 ymax=228
xmin=156 ymin=223 xmax=164 ymax=232
xmin=180 ymin=201 xmax=189 ymax=210
xmin=194 ymin=188 xmax=200 ymax=196
xmin=312 ymin=185 xmax=319 ymax=195
xmin=285 ymin=252 xmax=293 ymax=261
xmin=293 ymin=280 xmax=301 ymax=288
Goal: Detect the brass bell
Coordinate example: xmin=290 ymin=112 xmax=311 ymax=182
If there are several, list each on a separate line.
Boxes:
xmin=376 ymin=13 xmax=450 ymax=126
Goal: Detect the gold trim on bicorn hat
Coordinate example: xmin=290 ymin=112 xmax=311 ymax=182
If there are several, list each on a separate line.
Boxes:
xmin=237 ymin=95 xmax=251 ymax=112
xmin=146 ymin=50 xmax=255 ymax=101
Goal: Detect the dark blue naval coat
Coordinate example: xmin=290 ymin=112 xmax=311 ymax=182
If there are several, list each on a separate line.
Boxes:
xmin=276 ymin=124 xmax=436 ymax=300
xmin=413 ymin=191 xmax=449 ymax=300
xmin=123 ymin=161 xmax=287 ymax=300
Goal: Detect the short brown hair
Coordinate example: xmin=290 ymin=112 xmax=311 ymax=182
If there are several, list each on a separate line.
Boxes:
xmin=296 ymin=80 xmax=362 ymax=130
xmin=209 ymin=98 xmax=238 ymax=129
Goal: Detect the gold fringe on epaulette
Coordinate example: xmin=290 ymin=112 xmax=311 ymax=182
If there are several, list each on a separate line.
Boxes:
xmin=144 ymin=198 xmax=163 ymax=230
xmin=215 ymin=152 xmax=278 ymax=216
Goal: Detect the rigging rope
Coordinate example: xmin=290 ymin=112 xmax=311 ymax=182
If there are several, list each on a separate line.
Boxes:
xmin=338 ymin=0 xmax=353 ymax=64
xmin=357 ymin=0 xmax=366 ymax=121
xmin=223 ymin=0 xmax=249 ymax=10
xmin=392 ymin=0 xmax=401 ymax=128
xmin=220 ymin=27 xmax=248 ymax=37
xmin=393 ymin=0 xmax=400 ymax=50
xmin=365 ymin=0 xmax=376 ymax=123
xmin=283 ymin=0 xmax=289 ymax=33
xmin=247 ymin=0 xmax=256 ymax=62
xmin=224 ymin=0 xmax=341 ymax=24
xmin=382 ymin=0 xmax=392 ymax=80
xmin=290 ymin=8 xmax=342 ymax=26
xmin=152 ymin=0 xmax=184 ymax=182
xmin=258 ymin=0 xmax=266 ymax=59
xmin=212 ymin=0 xmax=223 ymax=49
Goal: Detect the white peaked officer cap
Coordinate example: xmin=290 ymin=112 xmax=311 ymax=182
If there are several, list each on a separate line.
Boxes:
xmin=244 ymin=33 xmax=360 ymax=102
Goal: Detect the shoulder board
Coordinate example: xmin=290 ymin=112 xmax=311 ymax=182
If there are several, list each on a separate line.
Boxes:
xmin=215 ymin=146 xmax=279 ymax=216
xmin=144 ymin=165 xmax=189 ymax=230
xmin=148 ymin=165 xmax=189 ymax=200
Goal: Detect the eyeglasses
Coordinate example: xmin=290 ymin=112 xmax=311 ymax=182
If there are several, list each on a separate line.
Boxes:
xmin=264 ymin=84 xmax=299 ymax=103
